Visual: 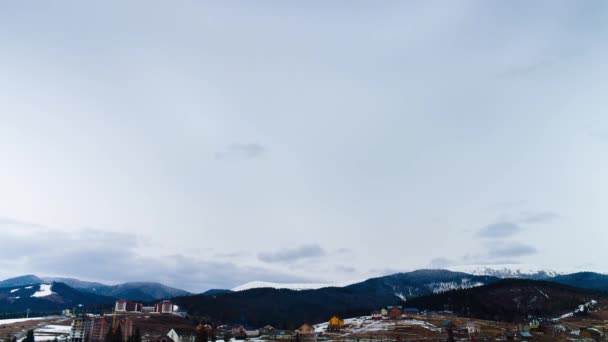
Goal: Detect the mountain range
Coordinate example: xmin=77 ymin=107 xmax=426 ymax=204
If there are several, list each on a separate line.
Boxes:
xmin=174 ymin=268 xmax=608 ymax=327
xmin=3 ymin=266 xmax=608 ymax=327
xmin=0 ymin=275 xmax=190 ymax=302
xmin=0 ymin=282 xmax=114 ymax=315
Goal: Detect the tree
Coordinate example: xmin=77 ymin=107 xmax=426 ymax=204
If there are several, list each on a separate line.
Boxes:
xmin=210 ymin=327 xmax=217 ymax=342
xmin=24 ymin=330 xmax=35 ymax=342
xmin=195 ymin=326 xmax=208 ymax=342
xmin=104 ymin=328 xmax=114 ymax=342
xmin=114 ymin=326 xmax=123 ymax=342
xmin=134 ymin=328 xmax=142 ymax=342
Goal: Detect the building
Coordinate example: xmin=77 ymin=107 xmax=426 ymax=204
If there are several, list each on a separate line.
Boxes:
xmin=115 ymin=317 xmax=134 ymax=341
xmin=404 ymin=308 xmax=419 ymax=315
xmin=69 ymin=317 xmax=90 ymax=342
xmin=155 ymin=300 xmax=174 ymax=314
xmin=259 ymin=325 xmax=275 ymax=335
xmin=464 ymin=322 xmax=480 ymax=335
xmin=115 ymin=299 xmax=143 ymax=313
xmin=580 ymin=327 xmax=603 ymax=341
xmin=327 ymin=316 xmax=344 ymax=331
xmin=371 ymin=311 xmax=382 ymax=319
xmin=296 ymin=323 xmax=315 ymax=336
xmin=388 ymin=306 xmax=403 ymax=318
xmin=167 ymin=329 xmax=196 ymax=342
xmin=244 ymin=330 xmax=260 ymax=338
xmin=380 ymin=308 xmax=388 ymax=317
xmin=88 ymin=316 xmax=111 ymax=342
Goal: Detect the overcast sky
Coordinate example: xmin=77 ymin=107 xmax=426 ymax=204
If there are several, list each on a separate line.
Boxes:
xmin=1 ymin=1 xmax=608 ymax=292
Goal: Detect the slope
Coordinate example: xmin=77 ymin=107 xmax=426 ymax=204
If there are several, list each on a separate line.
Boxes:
xmin=406 ymin=278 xmax=602 ymax=322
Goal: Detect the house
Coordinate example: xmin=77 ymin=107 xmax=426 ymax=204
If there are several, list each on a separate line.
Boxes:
xmin=441 ymin=321 xmax=457 ymax=331
xmin=327 ymin=316 xmax=344 ymax=331
xmin=231 ymin=325 xmax=245 ymax=335
xmin=152 ymin=335 xmax=175 ymax=342
xmin=259 ymin=325 xmax=275 ymax=335
xmin=403 ymin=308 xmax=419 ymax=315
xmin=464 ymin=322 xmax=480 ymax=335
xmin=388 ymin=306 xmax=403 ymax=318
xmin=371 ymin=311 xmax=382 ymax=320
xmin=167 ymin=329 xmax=196 ymax=342
xmin=517 ymin=331 xmax=533 ymax=339
xmin=270 ymin=330 xmax=293 ymax=340
xmin=296 ymin=323 xmax=316 ymax=335
xmin=380 ymin=308 xmax=388 ymax=317
xmin=580 ymin=327 xmax=603 ymax=341
xmin=245 ymin=330 xmax=259 ymax=338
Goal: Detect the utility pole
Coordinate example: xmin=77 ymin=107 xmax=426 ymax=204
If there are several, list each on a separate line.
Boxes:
xmin=26 ymin=309 xmax=30 ymax=319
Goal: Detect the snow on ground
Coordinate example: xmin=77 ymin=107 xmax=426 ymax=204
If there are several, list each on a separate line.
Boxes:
xmin=0 ymin=317 xmax=49 ymax=325
xmin=25 ymin=286 xmax=33 ymax=289
xmin=554 ymin=300 xmax=597 ymax=320
xmin=428 ymin=280 xmax=485 ymax=294
xmin=447 ymin=264 xmax=566 ymax=278
xmin=314 ymin=315 xmax=440 ymax=335
xmin=232 ymin=280 xmax=361 ymax=291
xmin=31 ymin=284 xmax=55 ymax=298
xmin=37 ymin=325 xmax=72 ymax=334
xmin=447 ymin=264 xmax=608 ymax=278
xmin=11 ymin=288 xmax=21 ymax=293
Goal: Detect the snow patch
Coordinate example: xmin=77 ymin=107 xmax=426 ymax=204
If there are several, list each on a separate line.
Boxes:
xmin=554 ymin=300 xmax=597 ymax=320
xmin=0 ymin=317 xmax=49 ymax=325
xmin=232 ymin=280 xmax=360 ymax=291
xmin=10 ymin=288 xmax=20 ymax=293
xmin=31 ymin=284 xmax=55 ymax=298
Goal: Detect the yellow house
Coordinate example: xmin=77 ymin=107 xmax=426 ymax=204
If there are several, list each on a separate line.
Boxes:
xmin=327 ymin=316 xmax=345 ymax=331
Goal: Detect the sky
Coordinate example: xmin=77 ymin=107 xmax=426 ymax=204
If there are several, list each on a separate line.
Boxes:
xmin=1 ymin=1 xmax=608 ymax=292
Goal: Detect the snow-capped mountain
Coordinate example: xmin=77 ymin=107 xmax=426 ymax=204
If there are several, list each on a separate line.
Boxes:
xmin=0 ymin=282 xmax=115 ymax=313
xmin=0 ymin=275 xmax=190 ymax=301
xmin=446 ymin=264 xmax=572 ymax=279
xmin=231 ymin=280 xmax=360 ymax=291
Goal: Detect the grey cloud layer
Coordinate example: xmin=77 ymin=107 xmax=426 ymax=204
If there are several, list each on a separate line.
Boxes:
xmin=488 ymin=242 xmax=538 ymax=259
xmin=215 ymin=143 xmax=266 ymax=160
xmin=477 ymin=222 xmax=523 ymax=238
xmin=258 ymin=244 xmax=326 ymax=263
xmin=0 ymin=219 xmax=308 ymax=291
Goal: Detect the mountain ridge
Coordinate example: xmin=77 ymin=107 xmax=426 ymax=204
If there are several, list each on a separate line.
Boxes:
xmin=0 ymin=275 xmax=190 ymax=301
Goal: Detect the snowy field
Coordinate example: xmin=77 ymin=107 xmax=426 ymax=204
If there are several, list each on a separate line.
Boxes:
xmin=0 ymin=317 xmax=50 ymax=325
xmin=314 ymin=316 xmax=441 ymax=335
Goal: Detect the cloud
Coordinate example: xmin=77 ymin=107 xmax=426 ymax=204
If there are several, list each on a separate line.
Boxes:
xmin=502 ymin=59 xmax=555 ymax=78
xmin=477 ymin=222 xmax=523 ymax=239
xmin=334 ymin=266 xmax=356 ymax=274
xmin=487 ymin=242 xmax=538 ymax=259
xmin=519 ymin=211 xmax=559 ymax=224
xmin=258 ymin=244 xmax=326 ymax=263
xmin=428 ymin=257 xmax=456 ymax=268
xmin=215 ymin=143 xmax=266 ymax=160
xmin=0 ymin=218 xmax=308 ymax=292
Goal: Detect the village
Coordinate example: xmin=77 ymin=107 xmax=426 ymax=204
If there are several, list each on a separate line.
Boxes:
xmin=3 ymin=299 xmax=608 ymax=342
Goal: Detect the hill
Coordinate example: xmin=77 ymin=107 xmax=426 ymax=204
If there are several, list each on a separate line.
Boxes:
xmin=550 ymin=272 xmax=608 ymax=292
xmin=0 ymin=282 xmax=115 ymax=314
xmin=406 ymin=278 xmax=602 ymax=322
xmin=174 ymin=270 xmax=498 ymax=327
xmin=0 ymin=275 xmax=190 ymax=301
